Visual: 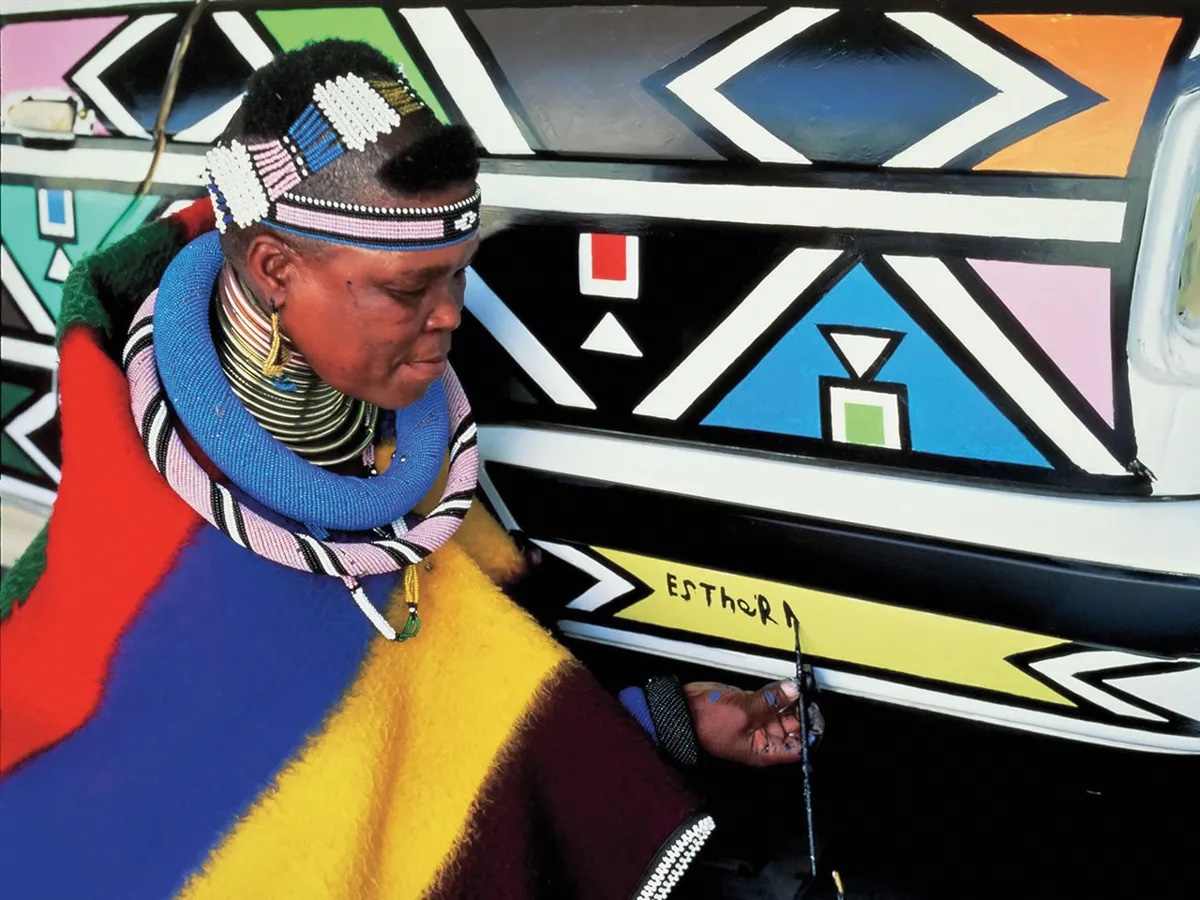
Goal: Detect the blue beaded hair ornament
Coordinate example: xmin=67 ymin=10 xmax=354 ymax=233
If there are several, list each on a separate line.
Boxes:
xmin=204 ymin=72 xmax=481 ymax=251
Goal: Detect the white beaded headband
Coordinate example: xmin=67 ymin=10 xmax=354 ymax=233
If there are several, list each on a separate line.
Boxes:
xmin=204 ymin=72 xmax=481 ymax=251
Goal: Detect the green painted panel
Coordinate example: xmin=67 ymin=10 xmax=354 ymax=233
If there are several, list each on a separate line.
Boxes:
xmin=68 ymin=191 xmax=161 ymax=264
xmin=257 ymin=7 xmax=450 ymax=124
xmin=1 ymin=383 xmax=39 ymax=477
xmin=0 ymin=184 xmax=57 ymax=317
xmin=0 ymin=185 xmax=159 ymax=320
xmin=1 ymin=433 xmax=40 ymax=477
xmin=1 ymin=382 xmax=34 ymax=420
xmin=845 ymin=402 xmax=886 ymax=447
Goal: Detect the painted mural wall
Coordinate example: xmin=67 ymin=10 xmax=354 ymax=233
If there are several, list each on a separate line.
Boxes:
xmin=2 ymin=1 xmax=1199 ymax=753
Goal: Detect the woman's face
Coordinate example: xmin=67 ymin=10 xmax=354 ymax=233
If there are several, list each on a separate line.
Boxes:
xmin=243 ymin=182 xmax=477 ymax=410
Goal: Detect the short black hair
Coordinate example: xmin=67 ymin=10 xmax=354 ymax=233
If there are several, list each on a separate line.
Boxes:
xmin=219 ymin=39 xmax=480 ymax=262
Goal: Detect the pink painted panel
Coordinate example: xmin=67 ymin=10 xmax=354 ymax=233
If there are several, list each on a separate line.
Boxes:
xmin=0 ymin=17 xmax=125 ymax=134
xmin=969 ymin=259 xmax=1115 ymax=427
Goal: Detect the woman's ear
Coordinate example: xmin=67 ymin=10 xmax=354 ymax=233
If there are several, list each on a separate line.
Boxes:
xmin=241 ymin=231 xmax=298 ymax=309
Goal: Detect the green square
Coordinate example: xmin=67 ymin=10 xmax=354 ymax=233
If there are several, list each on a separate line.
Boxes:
xmin=844 ymin=402 xmax=886 ymax=447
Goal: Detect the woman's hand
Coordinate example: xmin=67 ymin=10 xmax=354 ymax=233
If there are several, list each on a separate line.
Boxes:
xmin=683 ymin=679 xmax=824 ymax=767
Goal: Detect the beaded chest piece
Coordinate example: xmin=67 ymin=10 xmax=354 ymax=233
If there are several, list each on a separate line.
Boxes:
xmin=204 ymin=72 xmax=481 ymax=251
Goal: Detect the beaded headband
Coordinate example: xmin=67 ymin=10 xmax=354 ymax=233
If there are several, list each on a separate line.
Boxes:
xmin=204 ymin=72 xmax=481 ymax=251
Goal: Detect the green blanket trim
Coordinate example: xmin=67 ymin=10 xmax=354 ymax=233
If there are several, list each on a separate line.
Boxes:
xmin=0 ymin=522 xmax=49 ymax=621
xmin=1 ymin=218 xmax=187 ymax=623
xmin=58 ymin=217 xmax=185 ymax=348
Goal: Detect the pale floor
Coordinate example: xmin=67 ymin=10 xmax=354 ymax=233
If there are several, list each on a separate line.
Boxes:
xmin=1 ymin=496 xmax=50 ymax=570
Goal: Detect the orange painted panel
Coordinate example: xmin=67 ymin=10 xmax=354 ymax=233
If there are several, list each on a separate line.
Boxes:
xmin=976 ymin=15 xmax=1180 ymax=177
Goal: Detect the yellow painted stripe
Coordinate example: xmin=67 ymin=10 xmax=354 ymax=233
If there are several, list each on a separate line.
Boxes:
xmin=177 ymin=537 xmax=572 ymax=900
xmin=604 ymin=548 xmax=1071 ymax=705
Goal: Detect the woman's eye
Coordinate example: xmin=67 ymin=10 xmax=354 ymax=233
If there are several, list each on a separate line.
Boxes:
xmin=389 ymin=288 xmax=423 ymax=304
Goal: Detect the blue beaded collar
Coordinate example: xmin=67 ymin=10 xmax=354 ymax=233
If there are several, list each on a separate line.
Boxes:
xmin=152 ymin=231 xmax=446 ymax=532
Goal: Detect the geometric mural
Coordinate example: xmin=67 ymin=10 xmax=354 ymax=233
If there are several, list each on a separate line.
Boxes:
xmin=2 ymin=1 xmax=1198 ymax=759
xmin=714 ymin=12 xmax=1003 ymax=166
xmin=652 ymin=7 xmax=1121 ymax=170
xmin=0 ymin=17 xmax=125 ymax=135
xmin=818 ymin=325 xmax=909 ymax=450
xmin=975 ymin=15 xmax=1181 ymax=177
xmin=467 ymin=5 xmax=759 ymax=159
xmin=702 ymin=264 xmax=1053 ymax=468
xmin=256 ymin=7 xmax=451 ymax=124
xmin=0 ymin=184 xmax=161 ymax=320
xmin=969 ymin=259 xmax=1114 ymax=426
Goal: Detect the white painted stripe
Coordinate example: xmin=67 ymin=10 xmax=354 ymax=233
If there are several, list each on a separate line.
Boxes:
xmin=6 ymin=392 xmax=61 ymax=483
xmin=464 ymin=268 xmax=595 ymax=409
xmin=477 ymin=463 xmax=519 ymax=531
xmin=350 ymin=583 xmax=398 ymax=641
xmin=634 ymin=248 xmax=843 ymax=419
xmin=882 ymin=255 xmax=1126 ymax=476
xmin=1028 ymin=651 xmax=1170 ymax=722
xmin=0 ymin=475 xmax=58 ymax=509
xmin=479 ymin=425 xmax=1200 ymax=576
xmin=666 ymin=8 xmax=834 ymax=164
xmin=168 ymin=14 xmax=272 ymax=144
xmin=71 ymin=14 xmax=177 ymax=140
xmin=1191 ymin=37 xmax=1200 ymax=60
xmin=559 ymin=622 xmax=1200 ymax=754
xmin=476 ymin=174 xmax=1128 ymax=243
xmin=533 ymin=540 xmax=639 ymax=611
xmin=0 ymin=148 xmax=1128 ymax=244
xmin=0 ymin=244 xmax=56 ymax=337
xmin=211 ymin=12 xmax=275 ymax=69
xmin=399 ymin=7 xmax=533 ymax=155
xmin=0 ymin=336 xmax=57 ymax=370
xmin=171 ymin=94 xmax=245 ymax=144
xmin=0 ymin=144 xmax=206 ymax=185
xmin=885 ymin=13 xmax=1065 ymax=169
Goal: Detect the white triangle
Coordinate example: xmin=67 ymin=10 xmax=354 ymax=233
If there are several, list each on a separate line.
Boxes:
xmin=581 ymin=312 xmax=643 ymax=357
xmin=829 ymin=331 xmax=892 ymax=378
xmin=46 ymin=246 xmax=72 ymax=283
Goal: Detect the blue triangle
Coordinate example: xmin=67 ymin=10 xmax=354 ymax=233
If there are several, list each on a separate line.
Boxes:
xmin=703 ymin=264 xmax=1050 ymax=468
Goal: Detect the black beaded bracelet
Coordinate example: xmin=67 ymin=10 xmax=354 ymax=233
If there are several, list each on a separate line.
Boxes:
xmin=644 ymin=675 xmax=702 ymax=771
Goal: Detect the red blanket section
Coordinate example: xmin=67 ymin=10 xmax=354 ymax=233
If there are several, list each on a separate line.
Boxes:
xmin=0 ymin=327 xmax=201 ymax=774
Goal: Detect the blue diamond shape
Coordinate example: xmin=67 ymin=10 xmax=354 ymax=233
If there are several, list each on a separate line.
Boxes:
xmin=717 ymin=12 xmax=999 ymax=166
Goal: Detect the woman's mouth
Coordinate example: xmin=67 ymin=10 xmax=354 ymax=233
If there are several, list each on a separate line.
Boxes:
xmin=405 ymin=356 xmax=448 ymax=380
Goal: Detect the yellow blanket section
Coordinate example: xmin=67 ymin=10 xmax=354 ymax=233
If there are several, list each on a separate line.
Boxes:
xmin=176 ymin=517 xmax=572 ymax=900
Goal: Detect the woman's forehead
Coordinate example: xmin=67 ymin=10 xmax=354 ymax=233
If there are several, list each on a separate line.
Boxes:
xmin=320 ymin=234 xmax=478 ymax=279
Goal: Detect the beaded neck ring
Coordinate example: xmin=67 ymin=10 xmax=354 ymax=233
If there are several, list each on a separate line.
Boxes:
xmin=204 ymin=72 xmax=481 ymax=251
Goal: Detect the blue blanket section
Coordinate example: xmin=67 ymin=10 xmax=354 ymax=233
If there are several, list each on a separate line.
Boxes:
xmin=0 ymin=526 xmax=394 ymax=900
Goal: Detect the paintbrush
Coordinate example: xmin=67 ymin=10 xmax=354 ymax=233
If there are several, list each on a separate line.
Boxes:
xmin=793 ymin=617 xmax=818 ymax=882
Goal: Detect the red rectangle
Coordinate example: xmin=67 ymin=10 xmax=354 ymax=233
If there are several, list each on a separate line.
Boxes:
xmin=590 ymin=234 xmax=627 ymax=282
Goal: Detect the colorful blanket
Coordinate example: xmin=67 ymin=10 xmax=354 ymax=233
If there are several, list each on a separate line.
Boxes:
xmin=0 ymin=204 xmax=701 ymax=899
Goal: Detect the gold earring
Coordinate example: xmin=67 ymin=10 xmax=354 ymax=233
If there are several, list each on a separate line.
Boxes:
xmin=261 ymin=297 xmax=291 ymax=378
